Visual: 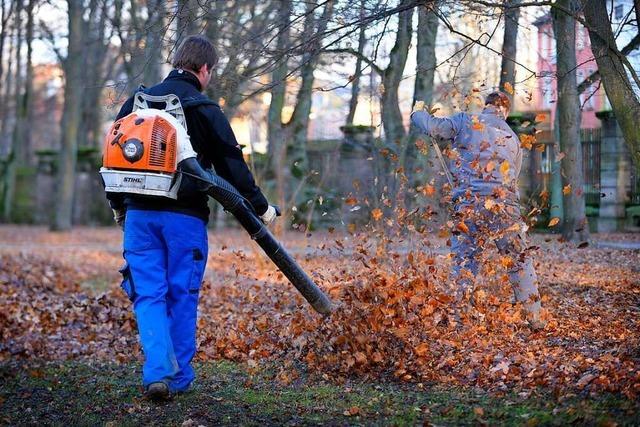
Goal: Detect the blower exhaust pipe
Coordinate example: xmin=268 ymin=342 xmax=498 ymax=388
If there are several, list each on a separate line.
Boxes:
xmin=179 ymin=158 xmax=333 ymax=316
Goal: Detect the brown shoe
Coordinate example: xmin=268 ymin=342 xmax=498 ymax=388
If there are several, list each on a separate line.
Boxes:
xmin=529 ymin=318 xmax=547 ymax=331
xmin=145 ymin=382 xmax=170 ymax=402
xmin=527 ymin=315 xmax=547 ymax=331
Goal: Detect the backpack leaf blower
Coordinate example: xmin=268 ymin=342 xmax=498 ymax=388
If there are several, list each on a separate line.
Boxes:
xmin=101 ymin=92 xmax=333 ymax=315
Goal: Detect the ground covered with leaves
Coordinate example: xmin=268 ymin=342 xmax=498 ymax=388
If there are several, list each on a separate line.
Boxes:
xmin=1 ymin=225 xmax=639 ymax=424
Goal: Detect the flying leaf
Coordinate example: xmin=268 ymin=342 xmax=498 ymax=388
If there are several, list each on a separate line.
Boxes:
xmin=472 ymin=121 xmax=485 ymax=131
xmin=371 ymin=208 xmax=383 ymax=221
xmin=499 ymin=160 xmax=510 ymax=177
xmin=505 ymin=222 xmax=520 ymax=232
xmin=485 ymin=161 xmax=496 ymax=173
xmin=534 ymin=113 xmax=547 ymax=123
xmin=563 ymin=184 xmax=572 ymax=195
xmin=548 ymin=217 xmax=560 ymax=227
xmin=421 ymin=184 xmax=436 ymax=197
xmin=503 ymin=82 xmax=514 ymax=95
xmin=415 ymin=139 xmax=429 ymax=155
xmin=520 ymin=134 xmax=536 ymax=150
xmin=501 ymin=256 xmax=515 ymax=269
xmin=457 ymin=222 xmax=470 ymax=234
xmin=484 ymin=199 xmax=497 ymax=210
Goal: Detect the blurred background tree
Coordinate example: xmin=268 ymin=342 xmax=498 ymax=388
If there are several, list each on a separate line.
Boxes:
xmin=0 ymin=0 xmax=636 ymax=238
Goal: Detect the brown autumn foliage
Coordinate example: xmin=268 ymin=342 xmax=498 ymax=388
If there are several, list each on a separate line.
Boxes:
xmin=1 ymin=111 xmax=638 ymax=397
xmin=0 ymin=225 xmax=638 ymax=399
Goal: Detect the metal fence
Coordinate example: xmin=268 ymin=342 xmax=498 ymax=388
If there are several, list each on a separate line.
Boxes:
xmin=631 ymin=167 xmax=640 ymax=205
xmin=537 ymin=126 xmax=639 ymax=214
xmin=581 ymin=128 xmax=602 ymax=207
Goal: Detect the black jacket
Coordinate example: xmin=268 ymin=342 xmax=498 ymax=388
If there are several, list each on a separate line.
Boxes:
xmin=107 ymin=69 xmax=269 ymax=221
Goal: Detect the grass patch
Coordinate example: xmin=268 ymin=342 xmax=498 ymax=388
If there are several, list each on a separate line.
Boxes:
xmin=0 ymin=360 xmax=637 ymax=426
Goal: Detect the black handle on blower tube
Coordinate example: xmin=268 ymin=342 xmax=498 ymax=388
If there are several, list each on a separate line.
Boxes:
xmin=178 ymin=158 xmax=333 ymax=316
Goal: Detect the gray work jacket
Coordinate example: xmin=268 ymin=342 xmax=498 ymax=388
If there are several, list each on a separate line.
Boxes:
xmin=410 ymin=105 xmax=522 ymax=203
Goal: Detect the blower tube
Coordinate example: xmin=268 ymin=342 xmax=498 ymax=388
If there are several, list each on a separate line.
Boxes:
xmin=178 ymin=157 xmax=333 ymax=316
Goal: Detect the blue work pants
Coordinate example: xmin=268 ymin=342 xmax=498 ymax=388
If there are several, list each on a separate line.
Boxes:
xmin=119 ymin=209 xmax=208 ymax=392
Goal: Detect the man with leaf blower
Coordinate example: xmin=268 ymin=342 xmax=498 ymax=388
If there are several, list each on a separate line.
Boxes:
xmin=410 ymin=92 xmax=544 ymax=330
xmin=104 ymin=35 xmax=279 ymax=401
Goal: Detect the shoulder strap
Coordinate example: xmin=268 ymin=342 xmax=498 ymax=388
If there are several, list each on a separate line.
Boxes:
xmin=181 ymin=94 xmax=219 ymax=109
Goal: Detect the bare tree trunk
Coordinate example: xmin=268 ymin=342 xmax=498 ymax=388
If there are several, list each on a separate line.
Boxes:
xmin=203 ymin=0 xmax=220 ymax=63
xmin=405 ymin=6 xmax=438 ymax=196
xmin=79 ymin=0 xmax=101 ymax=148
xmin=288 ymin=0 xmax=334 ymax=171
xmin=0 ymin=7 xmax=14 ymax=154
xmin=79 ymin=0 xmax=114 ymax=149
xmin=379 ymin=0 xmax=413 ymax=209
xmin=203 ymin=2 xmax=279 ymax=115
xmin=143 ymin=0 xmax=164 ymax=85
xmin=203 ymin=1 xmax=228 ymax=104
xmin=22 ymin=0 xmax=33 ymax=164
xmin=553 ymin=0 xmax=588 ymax=242
xmin=550 ymin=112 xmax=564 ymax=225
xmin=52 ymin=0 xmax=84 ymax=231
xmin=0 ymin=0 xmax=12 ymax=104
xmin=381 ymin=1 xmax=413 ymax=146
xmin=582 ymin=0 xmax=640 ymax=173
xmin=213 ymin=2 xmax=272 ymax=117
xmin=176 ymin=0 xmax=197 ymax=46
xmin=2 ymin=0 xmax=23 ymax=221
xmin=267 ymin=0 xmax=292 ymax=232
xmin=113 ymin=0 xmax=138 ymax=92
xmin=114 ymin=0 xmax=165 ymax=93
xmin=346 ymin=0 xmax=367 ymax=126
xmin=499 ymin=0 xmax=521 ymax=101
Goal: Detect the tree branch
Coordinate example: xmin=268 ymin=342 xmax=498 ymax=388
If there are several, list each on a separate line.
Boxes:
xmin=432 ymin=6 xmax=538 ymax=80
xmin=323 ymin=47 xmax=383 ymax=75
xmin=39 ymin=19 xmax=65 ymax=64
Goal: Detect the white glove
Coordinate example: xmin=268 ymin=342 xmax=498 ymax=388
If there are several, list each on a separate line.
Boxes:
xmin=112 ymin=208 xmax=125 ymax=229
xmin=260 ymin=205 xmax=278 ymax=225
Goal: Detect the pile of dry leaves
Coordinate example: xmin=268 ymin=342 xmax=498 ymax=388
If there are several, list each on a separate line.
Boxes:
xmin=0 ymin=228 xmax=638 ymax=399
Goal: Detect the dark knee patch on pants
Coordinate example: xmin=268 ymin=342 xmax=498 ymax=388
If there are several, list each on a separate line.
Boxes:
xmin=189 ymin=248 xmax=206 ymax=294
xmin=192 ymin=248 xmax=204 ymax=261
xmin=118 ymin=263 xmax=137 ymax=302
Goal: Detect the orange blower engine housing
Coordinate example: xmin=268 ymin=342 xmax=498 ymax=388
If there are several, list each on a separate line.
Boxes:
xmin=100 ymin=100 xmax=195 ymax=200
xmin=103 ymin=113 xmax=178 ymax=174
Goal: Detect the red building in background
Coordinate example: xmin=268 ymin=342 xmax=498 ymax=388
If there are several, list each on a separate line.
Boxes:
xmin=533 ymin=14 xmax=608 ymax=129
xmin=530 ymin=7 xmax=639 ymax=231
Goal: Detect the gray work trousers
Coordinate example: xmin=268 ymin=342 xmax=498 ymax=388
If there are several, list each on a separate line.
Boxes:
xmin=449 ymin=198 xmax=541 ymax=317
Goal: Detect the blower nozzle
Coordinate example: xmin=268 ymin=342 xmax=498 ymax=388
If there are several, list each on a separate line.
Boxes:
xmin=178 ymin=158 xmax=333 ymax=316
